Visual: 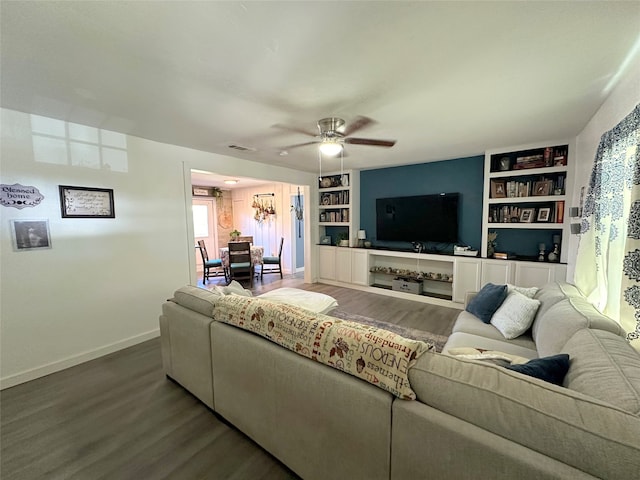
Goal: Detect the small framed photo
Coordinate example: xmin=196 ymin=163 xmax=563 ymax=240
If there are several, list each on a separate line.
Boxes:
xmin=537 ymin=207 xmax=551 ymax=222
xmin=319 ymin=212 xmax=327 ymax=222
xmin=520 ymin=208 xmax=536 ymax=223
xmin=533 ymin=180 xmax=551 ymax=196
xmin=10 ymin=219 xmax=52 ymax=251
xmin=490 ymin=180 xmax=506 ymax=198
xmin=320 ymin=235 xmax=331 ymax=245
xmin=59 ymin=185 xmax=115 ymax=218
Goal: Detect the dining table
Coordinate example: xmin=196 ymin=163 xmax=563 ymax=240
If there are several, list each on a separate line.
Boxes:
xmin=219 ymin=245 xmax=264 ymax=268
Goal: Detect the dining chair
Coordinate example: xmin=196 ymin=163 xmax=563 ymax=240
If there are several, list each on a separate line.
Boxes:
xmin=261 ymin=237 xmax=284 ymax=279
xmin=227 ymin=241 xmax=254 ymax=287
xmin=197 ymin=240 xmax=226 ymax=283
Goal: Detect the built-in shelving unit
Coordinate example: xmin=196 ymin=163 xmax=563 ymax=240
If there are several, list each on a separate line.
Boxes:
xmin=318 ymin=170 xmax=359 ymax=246
xmin=482 ymin=140 xmax=573 ymax=263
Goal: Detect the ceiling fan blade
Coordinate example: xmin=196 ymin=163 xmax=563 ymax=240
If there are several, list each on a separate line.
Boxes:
xmin=345 ymin=137 xmax=396 ymax=147
xmin=343 ymin=116 xmax=375 ymax=136
xmin=280 ymin=140 xmax=319 ymax=150
xmin=271 ymin=123 xmax=318 ymax=137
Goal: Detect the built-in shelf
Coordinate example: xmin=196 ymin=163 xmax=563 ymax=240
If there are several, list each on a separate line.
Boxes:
xmin=371 ymin=283 xmax=453 ymax=301
xmin=487 ymin=223 xmax=564 ymax=229
xmin=488 ymin=195 xmax=566 ymax=204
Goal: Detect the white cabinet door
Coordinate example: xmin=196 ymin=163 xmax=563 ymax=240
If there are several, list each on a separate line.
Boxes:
xmin=351 ymin=249 xmax=369 ymax=286
xmin=481 ymin=260 xmax=515 ymax=286
xmin=514 ymin=262 xmax=556 ymax=287
xmin=318 ymin=246 xmax=337 ymax=280
xmin=453 ymin=258 xmax=482 ymax=303
xmin=335 ymin=247 xmax=352 ymax=283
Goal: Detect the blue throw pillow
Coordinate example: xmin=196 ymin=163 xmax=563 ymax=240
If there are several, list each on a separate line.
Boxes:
xmin=465 ymin=283 xmax=508 ymax=323
xmin=506 ymin=354 xmax=570 ymax=386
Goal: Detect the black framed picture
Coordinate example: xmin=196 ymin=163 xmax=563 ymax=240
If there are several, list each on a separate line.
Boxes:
xmin=59 ymin=185 xmax=115 ymax=218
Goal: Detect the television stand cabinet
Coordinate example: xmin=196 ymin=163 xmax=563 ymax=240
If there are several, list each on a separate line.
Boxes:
xmin=316 ymin=246 xmax=567 ymax=307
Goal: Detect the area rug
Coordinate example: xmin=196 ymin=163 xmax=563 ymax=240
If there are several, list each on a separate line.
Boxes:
xmin=330 ymin=309 xmax=449 ymax=353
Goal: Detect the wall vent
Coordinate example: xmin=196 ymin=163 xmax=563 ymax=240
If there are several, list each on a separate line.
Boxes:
xmin=228 ymin=144 xmax=256 ymax=152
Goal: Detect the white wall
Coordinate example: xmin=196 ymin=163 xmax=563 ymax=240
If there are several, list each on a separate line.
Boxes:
xmin=0 ymin=108 xmax=315 ymax=388
xmin=567 ymin=57 xmax=640 ymax=281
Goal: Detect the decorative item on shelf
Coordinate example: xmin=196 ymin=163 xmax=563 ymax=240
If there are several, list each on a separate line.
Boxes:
xmin=548 ymin=235 xmax=561 ymax=262
xmin=533 ymin=180 xmax=552 ymax=196
xmin=499 ymin=156 xmax=511 ymax=171
xmin=487 ymin=231 xmax=498 ymax=258
xmin=320 ymin=235 xmax=331 ymax=245
xmin=364 ymin=241 xmax=372 ymax=248
xmin=490 ymin=180 xmax=506 ymax=198
xmin=520 ymin=208 xmax=536 ymax=223
xmin=357 ymin=229 xmax=366 ymax=248
xmin=537 ymin=207 xmax=551 ymax=222
xmin=336 ymin=232 xmax=350 ymax=247
xmin=230 ymin=229 xmax=241 ymax=241
xmin=538 ymin=243 xmax=546 ymax=262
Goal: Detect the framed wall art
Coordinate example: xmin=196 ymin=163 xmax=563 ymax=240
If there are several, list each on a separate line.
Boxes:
xmin=59 ymin=185 xmax=115 ymax=218
xmin=10 ymin=219 xmax=52 ymax=251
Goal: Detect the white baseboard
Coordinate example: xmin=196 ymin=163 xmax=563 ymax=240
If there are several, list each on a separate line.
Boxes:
xmin=0 ymin=329 xmax=160 ymax=390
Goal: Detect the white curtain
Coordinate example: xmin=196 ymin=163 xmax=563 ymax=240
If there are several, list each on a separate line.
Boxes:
xmin=575 ymin=104 xmax=640 ymax=349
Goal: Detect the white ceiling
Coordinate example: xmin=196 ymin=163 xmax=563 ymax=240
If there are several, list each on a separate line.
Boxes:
xmin=2 ymin=1 xmax=639 ymax=181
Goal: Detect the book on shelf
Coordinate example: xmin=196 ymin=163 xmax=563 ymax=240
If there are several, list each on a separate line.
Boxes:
xmin=493 ymin=252 xmax=516 ymax=260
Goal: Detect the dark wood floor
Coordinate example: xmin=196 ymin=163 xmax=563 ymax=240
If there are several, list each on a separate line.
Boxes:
xmin=1 ymin=273 xmax=459 ymax=479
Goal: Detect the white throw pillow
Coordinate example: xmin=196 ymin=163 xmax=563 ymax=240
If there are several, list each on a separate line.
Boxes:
xmin=507 ymin=284 xmax=539 ymax=299
xmin=491 ymin=291 xmax=540 ymax=339
xmin=258 ymin=287 xmax=338 ymax=314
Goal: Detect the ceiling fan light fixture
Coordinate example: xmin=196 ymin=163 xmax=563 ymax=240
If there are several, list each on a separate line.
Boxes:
xmin=318 ymin=141 xmax=343 ymax=156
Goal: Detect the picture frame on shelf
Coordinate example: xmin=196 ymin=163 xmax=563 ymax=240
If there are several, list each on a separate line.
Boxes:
xmin=490 ymin=180 xmax=506 ymax=198
xmin=532 ymin=180 xmax=552 ymax=197
xmin=319 ymin=212 xmax=327 ymax=222
xmin=537 ymin=207 xmax=551 ymax=222
xmin=520 ymin=208 xmax=536 ymax=223
xmin=320 ymin=235 xmax=331 ymax=245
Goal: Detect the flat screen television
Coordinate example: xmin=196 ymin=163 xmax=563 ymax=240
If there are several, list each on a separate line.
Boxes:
xmin=376 ymin=193 xmax=459 ymax=243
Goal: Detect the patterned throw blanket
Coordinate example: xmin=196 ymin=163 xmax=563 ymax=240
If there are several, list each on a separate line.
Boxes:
xmin=214 ymin=295 xmax=434 ymax=399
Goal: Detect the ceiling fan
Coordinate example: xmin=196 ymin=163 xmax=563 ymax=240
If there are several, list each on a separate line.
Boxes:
xmin=275 ymin=116 xmax=396 ymax=156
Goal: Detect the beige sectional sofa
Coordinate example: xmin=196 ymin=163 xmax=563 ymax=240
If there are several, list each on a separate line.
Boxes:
xmin=159 ymin=282 xmax=640 ymax=480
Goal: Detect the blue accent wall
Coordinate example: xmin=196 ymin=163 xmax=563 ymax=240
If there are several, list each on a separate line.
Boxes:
xmin=360 ymin=155 xmax=484 ymax=252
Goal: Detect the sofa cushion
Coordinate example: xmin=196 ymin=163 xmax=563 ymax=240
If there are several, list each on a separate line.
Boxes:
xmin=562 ymin=328 xmax=640 ymax=415
xmin=171 ymin=285 xmax=221 ymax=317
xmin=490 ymin=291 xmax=540 ymax=339
xmin=409 ymin=351 xmax=640 ymax=479
xmin=465 ymin=283 xmax=508 ymax=323
xmin=534 ymin=296 xmax=625 ymax=357
xmin=213 ymin=295 xmax=432 ymax=399
xmin=258 ymin=287 xmax=338 ymax=314
xmin=532 ymin=282 xmax=571 ymax=326
xmin=505 ymin=354 xmax=570 ymax=385
xmin=508 ymin=284 xmax=538 ymax=298
xmin=443 ymin=332 xmax=538 ymax=359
